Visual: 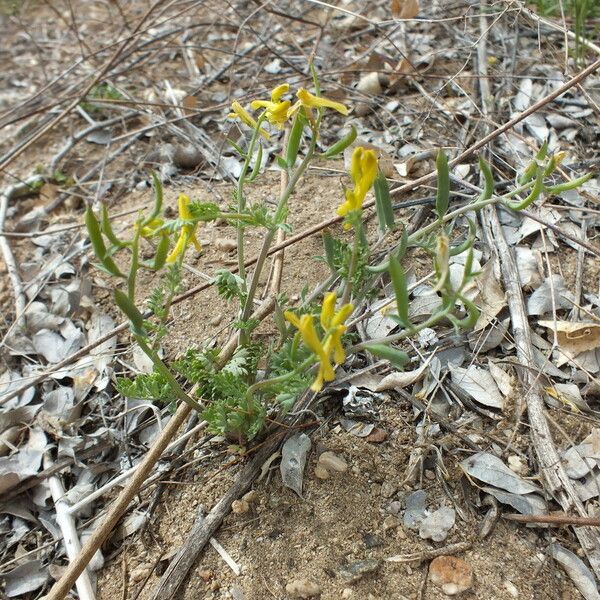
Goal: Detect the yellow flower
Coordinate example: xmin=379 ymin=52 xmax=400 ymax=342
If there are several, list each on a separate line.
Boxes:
xmin=285 ymin=311 xmax=335 ymax=391
xmin=166 ymin=194 xmax=201 ymax=264
xmin=337 ymin=146 xmax=378 ymax=224
xmin=250 ymin=83 xmax=292 ymax=128
xmin=228 ymin=101 xmax=270 ymax=140
xmin=138 ymin=217 xmax=164 ymax=238
xmin=287 ymin=87 xmax=349 ymax=119
xmin=285 ymin=292 xmax=353 ymax=391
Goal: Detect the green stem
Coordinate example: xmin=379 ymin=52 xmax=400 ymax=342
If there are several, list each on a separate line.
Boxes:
xmin=239 ymin=119 xmax=320 ymax=326
xmin=341 ymin=220 xmax=361 ymax=305
xmin=236 ymin=115 xmax=266 ymax=286
xmin=350 ymin=306 xmax=454 ymax=353
xmin=135 ymin=335 xmax=203 ymax=412
xmin=245 ymin=356 xmax=314 ymax=400
xmin=128 ymin=227 xmax=141 ymax=301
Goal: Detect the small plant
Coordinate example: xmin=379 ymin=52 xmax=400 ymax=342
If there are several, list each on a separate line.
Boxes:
xmin=86 ymin=66 xmax=592 ymax=444
xmin=533 ymin=0 xmax=599 ymax=62
xmin=80 ymin=82 xmax=126 ymax=114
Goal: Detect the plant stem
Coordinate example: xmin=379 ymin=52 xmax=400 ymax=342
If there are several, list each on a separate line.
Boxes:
xmin=239 ymin=122 xmax=320 ymax=326
xmin=127 ymin=227 xmax=141 ymax=301
xmin=350 ymin=305 xmax=453 ymax=353
xmin=341 ymin=222 xmax=361 ymax=305
xmin=135 ymin=335 xmax=203 ymax=412
xmin=245 ymin=356 xmax=314 ymax=400
xmin=236 ymin=118 xmax=265 ymax=287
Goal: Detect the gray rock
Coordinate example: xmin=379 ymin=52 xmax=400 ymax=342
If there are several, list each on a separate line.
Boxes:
xmin=403 ymin=490 xmax=428 ymax=530
xmin=338 ymin=559 xmax=380 ymax=583
xmin=419 ymin=506 xmax=456 ymax=542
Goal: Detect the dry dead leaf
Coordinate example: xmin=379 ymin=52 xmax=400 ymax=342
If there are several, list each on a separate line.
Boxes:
xmin=392 ymin=0 xmax=419 ymax=19
xmin=471 ymin=261 xmax=506 ymax=331
xmin=538 ymin=320 xmax=600 ymax=358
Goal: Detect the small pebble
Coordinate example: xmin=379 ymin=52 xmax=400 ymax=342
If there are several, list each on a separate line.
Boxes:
xmin=214 ymin=237 xmax=237 ymax=251
xmin=318 ymin=451 xmax=348 ymax=473
xmin=242 ymin=490 xmax=259 ymax=504
xmin=383 ymin=515 xmax=399 ymax=531
xmin=342 ymin=589 xmax=353 ymax=599
xmin=231 ymin=499 xmax=250 ymax=514
xmin=381 ymin=480 xmax=396 ymax=499
xmin=362 ymin=533 xmax=383 ymax=549
xmin=419 ymin=507 xmax=456 ymax=542
xmin=387 ymin=501 xmax=402 ymax=515
xmin=130 ymin=566 xmax=151 ymax=582
xmin=314 ymin=465 xmax=330 ymax=480
xmin=365 ymin=428 xmax=387 ymax=443
xmin=338 ymin=559 xmax=380 ymax=583
xmin=508 ymin=455 xmax=527 ymax=475
xmin=429 ymin=555 xmax=473 ymax=596
xmin=285 ymin=579 xmax=322 ymax=598
xmin=199 ymin=569 xmax=213 ymax=582
xmin=209 ymin=314 xmax=223 ymax=327
xmin=503 ymin=580 xmax=519 ymax=598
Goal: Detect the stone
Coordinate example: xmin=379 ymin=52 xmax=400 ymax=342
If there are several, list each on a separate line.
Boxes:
xmin=314 ymin=465 xmax=330 ymax=480
xmin=342 ymin=589 xmax=353 ymax=599
xmin=382 ymin=515 xmax=399 ymax=531
xmin=362 ymin=533 xmax=383 ymax=549
xmin=318 ymin=451 xmax=348 ymax=473
xmin=130 ymin=566 xmax=152 ymax=582
xmin=419 ymin=507 xmax=456 ymax=542
xmin=242 ymin=490 xmax=259 ymax=504
xmin=429 ymin=555 xmax=473 ymax=596
xmin=231 ymin=499 xmax=250 ymax=514
xmin=214 ymin=237 xmax=237 ymax=251
xmin=199 ymin=569 xmax=213 ymax=582
xmin=381 ymin=480 xmax=397 ymax=498
xmin=403 ymin=490 xmax=428 ymax=530
xmin=285 ymin=579 xmax=322 ymax=598
xmin=209 ymin=314 xmax=223 ymax=327
xmin=365 ymin=428 xmax=387 ymax=443
xmin=337 ymin=559 xmax=380 ymax=583
xmin=387 ymin=501 xmax=402 ymax=515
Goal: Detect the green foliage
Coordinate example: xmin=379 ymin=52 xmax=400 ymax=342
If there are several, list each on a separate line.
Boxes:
xmin=116 ymin=371 xmax=172 ymax=401
xmin=202 ymin=395 xmax=267 ymax=443
xmin=318 ymin=236 xmax=368 ymax=289
xmin=81 ymin=82 xmax=125 ymax=113
xmin=189 ymin=202 xmax=221 ymax=222
xmin=172 ymin=346 xmax=268 ymax=441
xmin=533 ymin=0 xmax=598 ymax=61
xmin=213 ymin=269 xmax=246 ymax=304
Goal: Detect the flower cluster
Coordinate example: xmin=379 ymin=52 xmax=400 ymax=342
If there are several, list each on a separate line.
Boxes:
xmin=285 ymin=292 xmax=353 ymax=391
xmin=167 ymin=194 xmax=201 ymax=263
xmin=337 ymin=146 xmax=378 ymax=225
xmin=228 ymin=84 xmax=348 ymax=138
